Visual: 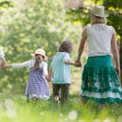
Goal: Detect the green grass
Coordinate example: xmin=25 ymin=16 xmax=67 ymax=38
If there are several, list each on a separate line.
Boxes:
xmin=0 ymin=95 xmax=122 ymax=122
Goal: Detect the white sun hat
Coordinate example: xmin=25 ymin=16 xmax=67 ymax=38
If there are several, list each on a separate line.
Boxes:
xmin=91 ymin=5 xmax=108 ymax=18
xmin=34 ymin=48 xmax=45 ymax=56
xmin=31 ymin=48 xmax=47 ymax=61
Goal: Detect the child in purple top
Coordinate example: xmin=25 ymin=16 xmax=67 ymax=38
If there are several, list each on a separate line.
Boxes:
xmin=3 ymin=48 xmax=50 ymax=101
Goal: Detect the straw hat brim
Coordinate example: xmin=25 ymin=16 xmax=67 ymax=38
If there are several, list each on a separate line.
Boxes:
xmin=90 ymin=10 xmax=109 ymax=18
xmin=92 ymin=13 xmax=108 ymax=18
xmin=31 ymin=53 xmax=48 ymax=61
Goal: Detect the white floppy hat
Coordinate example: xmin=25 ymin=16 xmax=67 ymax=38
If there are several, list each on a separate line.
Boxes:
xmin=91 ymin=5 xmax=108 ymax=18
xmin=34 ymin=48 xmax=45 ymax=56
xmin=31 ymin=48 xmax=47 ymax=60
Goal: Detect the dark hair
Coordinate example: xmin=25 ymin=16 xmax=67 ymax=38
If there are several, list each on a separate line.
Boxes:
xmin=34 ymin=60 xmax=40 ymax=71
xmin=58 ymin=40 xmax=73 ymax=53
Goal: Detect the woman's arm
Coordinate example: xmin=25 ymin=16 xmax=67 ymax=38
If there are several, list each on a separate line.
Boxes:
xmin=76 ymin=27 xmax=87 ymax=62
xmin=111 ymin=30 xmax=121 ymax=77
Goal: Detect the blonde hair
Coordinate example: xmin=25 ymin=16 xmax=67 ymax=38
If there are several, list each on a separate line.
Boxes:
xmin=91 ymin=14 xmax=106 ymax=24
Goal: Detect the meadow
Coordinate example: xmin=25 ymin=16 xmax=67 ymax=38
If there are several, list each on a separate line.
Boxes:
xmin=0 ymin=0 xmax=122 ymax=122
xmin=0 ymin=94 xmax=122 ymax=122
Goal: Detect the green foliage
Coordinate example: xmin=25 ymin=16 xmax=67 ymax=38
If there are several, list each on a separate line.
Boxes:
xmin=103 ymin=0 xmax=122 ymax=41
xmin=103 ymin=0 xmax=122 ymax=83
xmin=0 ymin=0 xmax=62 ymax=93
xmin=65 ymin=0 xmax=122 ymax=84
xmin=0 ymin=0 xmax=14 ymax=12
xmin=0 ymin=0 xmax=81 ymax=94
xmin=65 ymin=0 xmax=103 ymax=25
xmin=66 ymin=7 xmax=89 ymax=25
xmin=103 ymin=0 xmax=122 ymax=8
xmin=65 ymin=0 xmax=122 ymax=41
xmin=0 ymin=95 xmax=122 ymax=122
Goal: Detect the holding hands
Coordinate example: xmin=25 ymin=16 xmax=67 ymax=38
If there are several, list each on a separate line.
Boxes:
xmin=64 ymin=60 xmax=82 ymax=67
xmin=0 ymin=60 xmax=5 ymax=68
xmin=75 ymin=60 xmax=82 ymax=67
xmin=0 ymin=59 xmax=6 ymax=69
xmin=1 ymin=63 xmax=11 ymax=69
xmin=45 ymin=75 xmax=52 ymax=82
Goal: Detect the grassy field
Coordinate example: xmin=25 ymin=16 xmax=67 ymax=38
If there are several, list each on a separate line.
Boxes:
xmin=0 ymin=94 xmax=122 ymax=122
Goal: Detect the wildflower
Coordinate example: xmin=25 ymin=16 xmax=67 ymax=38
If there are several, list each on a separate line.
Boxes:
xmin=4 ymin=99 xmax=16 ymax=118
xmin=68 ymin=110 xmax=78 ymax=121
xmin=4 ymin=99 xmax=14 ymax=110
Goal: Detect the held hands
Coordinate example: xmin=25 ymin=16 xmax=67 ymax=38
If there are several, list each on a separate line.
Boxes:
xmin=0 ymin=59 xmax=12 ymax=69
xmin=45 ymin=76 xmax=52 ymax=82
xmin=0 ymin=59 xmax=6 ymax=69
xmin=1 ymin=64 xmax=11 ymax=69
xmin=75 ymin=60 xmax=82 ymax=67
xmin=0 ymin=59 xmax=11 ymax=69
xmin=64 ymin=60 xmax=82 ymax=67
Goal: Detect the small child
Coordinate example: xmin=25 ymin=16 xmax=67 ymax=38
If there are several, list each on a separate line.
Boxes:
xmin=0 ymin=47 xmax=6 ymax=67
xmin=3 ymin=48 xmax=50 ymax=101
xmin=49 ymin=40 xmax=81 ymax=103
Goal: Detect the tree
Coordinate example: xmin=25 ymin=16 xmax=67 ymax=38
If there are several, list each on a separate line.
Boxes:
xmin=103 ymin=0 xmax=122 ymax=84
xmin=65 ymin=0 xmax=122 ymax=84
xmin=0 ymin=0 xmax=81 ymax=94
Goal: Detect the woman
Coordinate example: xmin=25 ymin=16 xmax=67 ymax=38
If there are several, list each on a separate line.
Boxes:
xmin=76 ymin=5 xmax=122 ymax=104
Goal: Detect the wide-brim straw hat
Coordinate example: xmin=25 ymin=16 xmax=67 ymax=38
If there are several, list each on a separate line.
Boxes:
xmin=91 ymin=5 xmax=108 ymax=18
xmin=31 ymin=48 xmax=47 ymax=61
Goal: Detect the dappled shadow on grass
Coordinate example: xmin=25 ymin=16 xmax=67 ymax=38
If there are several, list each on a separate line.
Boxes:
xmin=0 ymin=94 xmax=122 ymax=122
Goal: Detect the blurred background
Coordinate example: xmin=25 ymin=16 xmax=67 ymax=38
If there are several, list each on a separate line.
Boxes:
xmin=0 ymin=0 xmax=121 ymax=95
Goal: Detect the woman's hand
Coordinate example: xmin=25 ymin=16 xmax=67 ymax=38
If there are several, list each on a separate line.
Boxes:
xmin=116 ymin=67 xmax=121 ymax=80
xmin=75 ymin=61 xmax=82 ymax=67
xmin=64 ymin=60 xmax=82 ymax=67
xmin=116 ymin=67 xmax=121 ymax=74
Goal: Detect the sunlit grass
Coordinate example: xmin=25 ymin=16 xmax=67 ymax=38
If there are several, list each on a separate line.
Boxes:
xmin=0 ymin=95 xmax=122 ymax=122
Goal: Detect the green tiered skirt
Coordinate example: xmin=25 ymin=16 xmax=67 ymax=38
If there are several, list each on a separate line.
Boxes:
xmin=81 ymin=55 xmax=122 ymax=103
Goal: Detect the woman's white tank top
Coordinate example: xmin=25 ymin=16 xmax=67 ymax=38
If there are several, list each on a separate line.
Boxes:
xmin=87 ymin=24 xmax=114 ymax=57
